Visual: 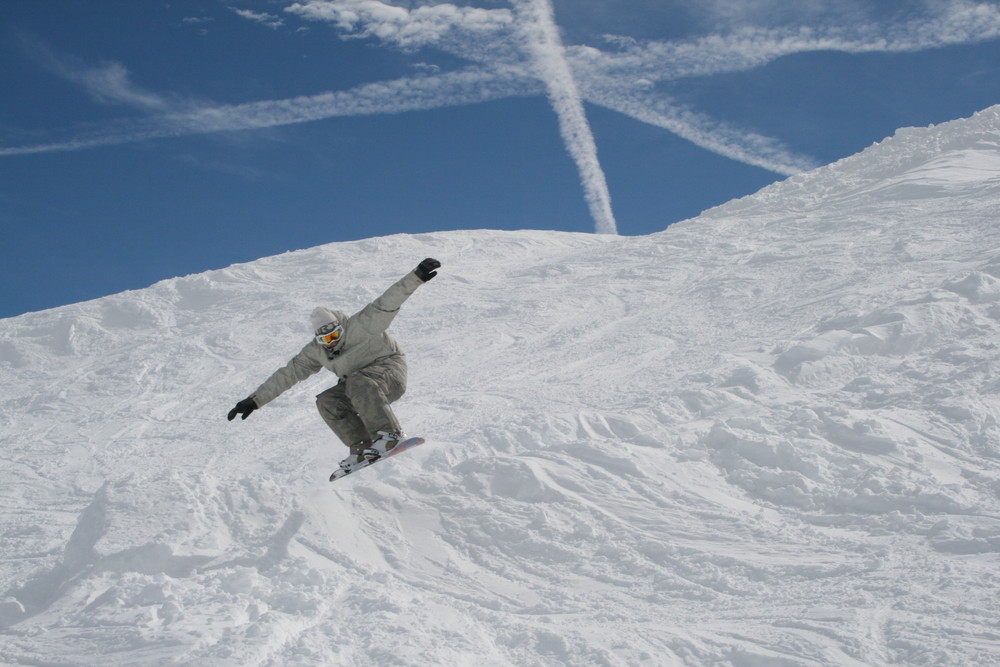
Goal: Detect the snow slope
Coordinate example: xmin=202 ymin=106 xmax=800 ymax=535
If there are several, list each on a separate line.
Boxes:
xmin=3 ymin=105 xmax=1000 ymax=666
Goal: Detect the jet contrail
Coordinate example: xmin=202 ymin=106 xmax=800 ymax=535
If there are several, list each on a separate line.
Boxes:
xmin=0 ymin=67 xmax=540 ymax=157
xmin=512 ymin=0 xmax=618 ymax=235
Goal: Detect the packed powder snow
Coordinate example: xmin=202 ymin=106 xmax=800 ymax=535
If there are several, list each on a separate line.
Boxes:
xmin=2 ymin=106 xmax=1000 ymax=665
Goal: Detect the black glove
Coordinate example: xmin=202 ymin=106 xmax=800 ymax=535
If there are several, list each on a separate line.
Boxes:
xmin=415 ymin=257 xmax=441 ymax=282
xmin=227 ymin=397 xmax=258 ymax=421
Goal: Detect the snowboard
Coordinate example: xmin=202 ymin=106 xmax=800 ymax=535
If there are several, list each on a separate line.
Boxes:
xmin=329 ymin=436 xmax=426 ymax=482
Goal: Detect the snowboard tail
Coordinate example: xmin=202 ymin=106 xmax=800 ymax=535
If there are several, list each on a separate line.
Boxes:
xmin=329 ymin=436 xmax=425 ymax=482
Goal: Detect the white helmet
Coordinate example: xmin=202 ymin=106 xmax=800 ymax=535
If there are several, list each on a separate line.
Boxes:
xmin=311 ymin=306 xmax=344 ymax=349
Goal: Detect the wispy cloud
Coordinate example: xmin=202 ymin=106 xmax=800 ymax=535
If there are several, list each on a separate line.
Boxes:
xmin=229 ymin=7 xmax=285 ymax=30
xmin=599 ymin=1 xmax=1000 ymax=83
xmin=17 ymin=36 xmax=176 ymax=112
xmin=285 ymin=0 xmax=513 ymax=49
xmin=6 ymin=1 xmax=1000 ymax=233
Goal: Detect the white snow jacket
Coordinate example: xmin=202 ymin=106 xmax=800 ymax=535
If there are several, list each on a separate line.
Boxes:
xmin=250 ymin=270 xmax=425 ymax=407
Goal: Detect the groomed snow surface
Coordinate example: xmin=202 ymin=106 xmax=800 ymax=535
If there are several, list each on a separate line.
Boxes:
xmin=3 ymin=106 xmax=1000 ymax=665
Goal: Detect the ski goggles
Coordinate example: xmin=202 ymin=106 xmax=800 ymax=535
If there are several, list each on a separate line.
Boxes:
xmin=315 ymin=324 xmax=344 ymax=346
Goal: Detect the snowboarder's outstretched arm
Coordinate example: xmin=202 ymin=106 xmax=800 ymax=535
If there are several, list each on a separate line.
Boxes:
xmin=227 ymin=348 xmax=323 ymax=419
xmin=252 ymin=347 xmax=325 ymax=406
xmin=226 ymin=347 xmax=322 ymax=419
xmin=354 ymin=258 xmax=441 ymax=335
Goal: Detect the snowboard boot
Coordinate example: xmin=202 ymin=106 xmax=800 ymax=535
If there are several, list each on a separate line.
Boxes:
xmin=362 ymin=431 xmax=405 ymax=461
xmin=339 ymin=440 xmax=373 ymax=471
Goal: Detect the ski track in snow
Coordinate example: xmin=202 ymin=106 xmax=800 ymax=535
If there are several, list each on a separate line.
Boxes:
xmin=2 ymin=106 xmax=1000 ymax=665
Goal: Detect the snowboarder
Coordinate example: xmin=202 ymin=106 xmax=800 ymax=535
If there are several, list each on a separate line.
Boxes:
xmin=227 ymin=258 xmax=441 ymax=471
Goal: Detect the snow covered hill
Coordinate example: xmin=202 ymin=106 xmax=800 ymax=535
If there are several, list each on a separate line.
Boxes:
xmin=3 ymin=106 xmax=1000 ymax=666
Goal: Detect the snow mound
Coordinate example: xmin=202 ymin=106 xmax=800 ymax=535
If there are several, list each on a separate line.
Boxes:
xmin=3 ymin=106 xmax=1000 ymax=665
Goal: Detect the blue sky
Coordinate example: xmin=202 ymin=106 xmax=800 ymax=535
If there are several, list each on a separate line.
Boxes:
xmin=2 ymin=0 xmax=1000 ymax=318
